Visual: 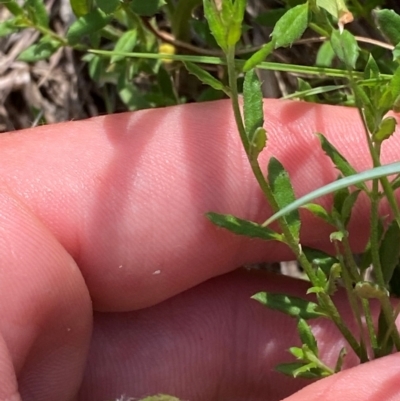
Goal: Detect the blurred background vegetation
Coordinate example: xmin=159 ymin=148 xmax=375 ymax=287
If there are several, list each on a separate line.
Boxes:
xmin=0 ymin=0 xmax=399 ymax=132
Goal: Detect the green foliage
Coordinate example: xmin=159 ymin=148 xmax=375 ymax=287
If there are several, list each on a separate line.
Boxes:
xmin=271 ymin=4 xmax=309 ymax=49
xmin=252 ymin=292 xmax=328 ymax=319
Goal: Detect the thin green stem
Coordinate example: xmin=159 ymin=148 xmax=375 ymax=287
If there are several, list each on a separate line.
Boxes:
xmin=226 ymin=46 xmax=363 ymax=360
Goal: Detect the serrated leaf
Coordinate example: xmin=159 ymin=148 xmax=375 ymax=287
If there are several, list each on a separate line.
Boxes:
xmin=374 ymin=117 xmax=397 ymax=143
xmin=252 ymin=292 xmax=328 ymax=319
xmin=111 ymin=29 xmax=137 ymax=63
xmin=129 ymin=0 xmax=166 ymax=16
xmin=298 ymin=319 xmax=319 ymax=356
xmin=318 ymin=133 xmax=366 ymax=191
xmin=18 ymin=37 xmax=61 ymax=62
xmin=243 ymin=69 xmax=265 ymax=158
xmin=380 ymin=220 xmax=400 ymax=284
xmin=272 ymin=4 xmax=308 ymax=49
xmin=183 ymin=61 xmax=228 ymax=94
xmin=96 ymin=0 xmax=120 ymax=14
xmin=243 ymin=41 xmax=274 ymax=72
xmin=25 ymin=0 xmax=48 ymax=27
xmin=374 ymin=9 xmax=400 ymax=46
xmin=268 ymin=157 xmax=300 ymax=240
xmin=66 ymin=8 xmax=112 ymax=45
xmin=207 ymin=212 xmax=281 ymax=241
xmin=330 ymin=29 xmax=359 ymax=69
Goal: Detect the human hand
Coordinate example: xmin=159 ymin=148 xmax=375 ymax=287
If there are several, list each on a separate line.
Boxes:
xmin=1 ymin=99 xmax=400 ymax=401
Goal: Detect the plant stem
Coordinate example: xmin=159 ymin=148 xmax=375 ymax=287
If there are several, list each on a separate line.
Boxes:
xmin=226 ymin=46 xmax=363 ymax=360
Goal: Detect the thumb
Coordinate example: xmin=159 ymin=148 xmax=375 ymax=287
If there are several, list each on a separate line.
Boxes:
xmin=284 ymin=352 xmax=400 ymax=401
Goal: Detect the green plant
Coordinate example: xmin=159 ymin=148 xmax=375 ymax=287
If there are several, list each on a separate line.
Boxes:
xmin=199 ymin=0 xmax=400 ymax=379
xmin=3 ymin=0 xmax=400 ymax=390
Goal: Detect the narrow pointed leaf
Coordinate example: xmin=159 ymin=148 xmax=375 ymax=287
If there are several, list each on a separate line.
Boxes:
xmin=243 ymin=41 xmax=274 ymax=72
xmin=207 ymin=212 xmax=281 ymax=241
xmin=268 ymin=157 xmax=300 ymax=240
xmin=301 ymin=203 xmax=333 ymax=225
xmin=243 ymin=70 xmax=264 ymax=147
xmin=66 ymin=8 xmax=112 ymax=45
xmin=252 ymin=292 xmax=328 ymax=319
xmin=262 ymin=162 xmax=400 ymax=227
xmin=272 ymin=4 xmax=309 ymax=49
xmin=25 ymin=0 xmax=49 ymax=27
xmin=184 ymin=61 xmax=228 ymax=94
xmin=276 ymin=362 xmax=321 ymax=379
xmin=334 ymin=347 xmax=347 ymax=372
xmin=298 ymin=319 xmax=319 ymax=356
xmin=341 ymin=190 xmax=360 ymax=226
xmin=318 ymin=133 xmax=367 ymax=190
xmin=111 ymin=29 xmax=137 ymax=63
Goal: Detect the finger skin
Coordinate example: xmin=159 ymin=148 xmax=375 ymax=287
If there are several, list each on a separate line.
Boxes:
xmin=0 ymin=100 xmax=399 ymax=311
xmin=78 ymin=270 xmax=360 ymax=401
xmin=0 ymin=100 xmax=399 ymax=400
xmin=0 ymin=190 xmax=92 ymax=400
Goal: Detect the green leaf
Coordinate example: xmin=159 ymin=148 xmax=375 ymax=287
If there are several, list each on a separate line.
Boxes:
xmin=301 ymin=203 xmax=333 ymax=225
xmin=318 ymin=133 xmax=366 ymax=191
xmin=334 ymin=347 xmax=347 ymax=372
xmin=243 ymin=69 xmax=265 ymax=158
xmin=252 ymin=292 xmax=328 ymax=319
xmin=262 ymin=162 xmax=400 ymax=228
xmin=364 ymin=54 xmax=379 ymax=81
xmin=207 ymin=212 xmax=281 ymax=241
xmin=380 ymin=220 xmax=400 ymax=284
xmin=17 ymin=37 xmax=61 ymax=62
xmin=330 ymin=29 xmax=359 ymax=69
xmin=70 ymin=0 xmax=93 ymax=17
xmin=272 ymin=4 xmax=309 ymax=49
xmin=275 ymin=362 xmax=321 ymax=379
xmin=268 ymin=157 xmax=300 ymax=240
xmin=111 ymin=29 xmax=137 ymax=63
xmin=0 ymin=18 xmax=18 ymax=37
xmin=243 ymin=41 xmax=274 ymax=72
xmin=183 ymin=61 xmax=228 ymax=94
xmin=129 ymin=0 xmax=166 ymax=16
xmin=374 ymin=117 xmax=397 ymax=143
xmin=66 ymin=8 xmax=112 ymax=45
xmin=374 ymin=9 xmax=400 ymax=46
xmin=96 ymin=0 xmax=120 ymax=14
xmin=298 ymin=319 xmax=319 ymax=356
xmin=316 ymin=41 xmax=335 ymax=68
xmin=2 ymin=0 xmax=24 ymax=16
xmin=302 ymin=247 xmax=339 ymax=275
xmin=203 ymin=0 xmax=227 ymax=51
xmin=340 ymin=190 xmax=360 ymax=227
xmin=25 ymin=0 xmax=49 ymax=27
